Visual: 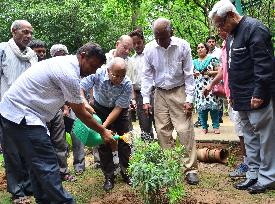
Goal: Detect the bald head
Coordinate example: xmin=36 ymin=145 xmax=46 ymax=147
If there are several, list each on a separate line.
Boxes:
xmin=115 ymin=35 xmax=133 ymax=59
xmin=108 ymin=57 xmax=127 ymax=85
xmin=153 ymin=18 xmax=172 ymax=32
xmin=109 ymin=57 xmax=127 ymax=71
xmin=11 ymin=20 xmax=32 ymax=33
xmin=152 ymin=18 xmax=173 ymax=49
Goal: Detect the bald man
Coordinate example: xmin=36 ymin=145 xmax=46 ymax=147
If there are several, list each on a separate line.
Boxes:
xmin=106 ymin=35 xmax=133 ymax=62
xmin=0 ymin=19 xmax=37 ymax=203
xmin=80 ymin=57 xmax=132 ymax=191
xmin=141 ymin=18 xmax=199 ymax=185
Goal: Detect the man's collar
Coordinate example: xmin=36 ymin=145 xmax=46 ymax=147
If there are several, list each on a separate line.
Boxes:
xmin=154 ymin=36 xmax=177 ymax=48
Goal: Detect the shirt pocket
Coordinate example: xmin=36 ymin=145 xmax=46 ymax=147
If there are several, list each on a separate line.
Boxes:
xmin=232 ymin=47 xmax=247 ymax=56
xmin=169 ymin=61 xmax=183 ymax=75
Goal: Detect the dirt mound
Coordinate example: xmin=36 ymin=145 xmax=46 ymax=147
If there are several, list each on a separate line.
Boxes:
xmin=0 ymin=171 xmax=7 ymax=191
xmin=89 ymin=186 xmax=142 ymax=204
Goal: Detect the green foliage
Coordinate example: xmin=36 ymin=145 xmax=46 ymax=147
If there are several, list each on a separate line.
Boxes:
xmin=128 ymin=139 xmax=186 ymax=204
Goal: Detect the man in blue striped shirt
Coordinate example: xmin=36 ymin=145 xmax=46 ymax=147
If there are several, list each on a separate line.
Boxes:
xmin=80 ymin=57 xmax=132 ymax=191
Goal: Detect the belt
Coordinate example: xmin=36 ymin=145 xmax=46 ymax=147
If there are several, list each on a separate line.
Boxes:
xmin=156 ymin=85 xmax=183 ymax=91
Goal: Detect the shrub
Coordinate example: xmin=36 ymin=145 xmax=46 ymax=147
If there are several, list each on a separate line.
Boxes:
xmin=128 ymin=139 xmax=186 ymax=204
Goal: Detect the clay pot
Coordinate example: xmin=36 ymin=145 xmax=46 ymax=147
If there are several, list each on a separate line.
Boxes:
xmin=197 ymin=148 xmax=228 ymax=164
xmin=197 ymin=148 xmax=210 ymax=162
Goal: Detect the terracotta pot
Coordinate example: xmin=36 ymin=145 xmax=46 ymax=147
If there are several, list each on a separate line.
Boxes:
xmin=197 ymin=148 xmax=228 ymax=164
xmin=197 ymin=148 xmax=210 ymax=162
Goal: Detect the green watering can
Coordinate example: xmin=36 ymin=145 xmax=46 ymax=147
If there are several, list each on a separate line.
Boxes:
xmin=72 ymin=114 xmax=130 ymax=147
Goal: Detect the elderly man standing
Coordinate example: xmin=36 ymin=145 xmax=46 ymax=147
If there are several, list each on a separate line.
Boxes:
xmin=0 ymin=19 xmax=37 ymax=203
xmin=80 ymin=57 xmax=132 ymax=191
xmin=141 ymin=17 xmax=199 ymax=185
xmin=0 ymin=42 xmax=116 ymax=203
xmin=90 ymin=35 xmax=133 ymax=169
xmin=209 ymin=0 xmax=275 ymax=194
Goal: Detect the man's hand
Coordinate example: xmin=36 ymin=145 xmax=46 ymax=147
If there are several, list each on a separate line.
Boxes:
xmin=130 ymin=99 xmax=137 ymax=110
xmin=183 ymin=102 xmax=193 ymax=118
xmin=143 ymin=103 xmax=152 ymax=116
xmin=251 ymin=97 xmax=264 ymax=109
xmin=101 ymin=129 xmax=118 ymax=151
xmin=63 ymin=105 xmax=70 ymax=117
xmin=203 ymin=84 xmax=212 ymax=97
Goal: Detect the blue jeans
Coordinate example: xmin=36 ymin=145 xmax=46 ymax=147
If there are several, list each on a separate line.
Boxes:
xmin=0 ymin=115 xmax=74 ymax=204
xmin=198 ymin=109 xmax=220 ymax=129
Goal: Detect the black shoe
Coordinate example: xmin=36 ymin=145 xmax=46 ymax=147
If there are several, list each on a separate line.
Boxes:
xmin=248 ymin=183 xmax=267 ymax=194
xmin=234 ymin=178 xmax=257 ymax=190
xmin=121 ymin=171 xmax=132 ymax=186
xmin=103 ymin=178 xmax=114 ymax=192
xmin=186 ymin=173 xmax=199 ymax=185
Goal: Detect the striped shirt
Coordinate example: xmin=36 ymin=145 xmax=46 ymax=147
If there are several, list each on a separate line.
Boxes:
xmin=0 ymin=55 xmax=83 ymax=128
xmin=0 ymin=42 xmax=37 ymax=100
xmin=80 ymin=67 xmax=132 ymax=109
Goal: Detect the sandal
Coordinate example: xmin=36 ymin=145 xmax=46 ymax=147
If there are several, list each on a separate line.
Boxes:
xmin=75 ymin=170 xmax=84 ymax=176
xmin=61 ymin=173 xmax=77 ymax=182
xmin=12 ymin=196 xmax=31 ymax=204
xmin=214 ymin=129 xmax=220 ymax=134
xmin=202 ymin=129 xmax=208 ymax=134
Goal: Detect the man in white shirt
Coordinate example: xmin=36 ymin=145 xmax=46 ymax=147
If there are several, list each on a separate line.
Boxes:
xmin=0 ymin=19 xmax=37 ymax=203
xmin=128 ymin=28 xmax=154 ymax=140
xmin=141 ymin=18 xmax=199 ymax=185
xmin=207 ymin=36 xmax=222 ymax=60
xmin=0 ymin=42 xmax=116 ymax=203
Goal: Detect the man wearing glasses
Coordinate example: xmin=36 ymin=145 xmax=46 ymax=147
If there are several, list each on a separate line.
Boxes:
xmin=80 ymin=57 xmax=132 ymax=191
xmin=209 ymin=0 xmax=275 ymax=194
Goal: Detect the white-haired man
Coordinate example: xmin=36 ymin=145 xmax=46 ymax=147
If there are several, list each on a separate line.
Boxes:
xmin=141 ymin=17 xmax=199 ymax=185
xmin=0 ymin=19 xmax=37 ymax=203
xmin=50 ymin=44 xmax=69 ymax=57
xmin=209 ymin=0 xmax=275 ymax=194
xmin=80 ymin=57 xmax=132 ymax=191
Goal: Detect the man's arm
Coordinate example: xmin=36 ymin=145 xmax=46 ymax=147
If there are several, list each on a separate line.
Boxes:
xmin=80 ymin=75 xmax=96 ymax=114
xmin=249 ymin=24 xmax=274 ymax=100
xmin=68 ymin=102 xmax=116 ymax=146
xmin=103 ymin=106 xmax=123 ymax=128
xmin=182 ymin=45 xmax=195 ymax=104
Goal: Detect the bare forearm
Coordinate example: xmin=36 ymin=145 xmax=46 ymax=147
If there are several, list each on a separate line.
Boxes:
xmin=210 ymin=69 xmax=223 ymax=87
xmin=103 ymin=106 xmax=123 ymax=128
xmin=69 ymin=102 xmax=105 ymax=135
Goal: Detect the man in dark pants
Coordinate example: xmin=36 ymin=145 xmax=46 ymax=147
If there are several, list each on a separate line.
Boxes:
xmin=0 ymin=19 xmax=37 ymax=203
xmin=80 ymin=57 xmax=132 ymax=191
xmin=209 ymin=0 xmax=275 ymax=194
xmin=0 ymin=42 xmax=116 ymax=203
xmin=128 ymin=28 xmax=155 ymax=140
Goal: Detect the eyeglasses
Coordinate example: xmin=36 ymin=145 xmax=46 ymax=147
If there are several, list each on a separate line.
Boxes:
xmin=215 ymin=15 xmax=228 ymax=28
xmin=109 ymin=71 xmax=125 ymax=80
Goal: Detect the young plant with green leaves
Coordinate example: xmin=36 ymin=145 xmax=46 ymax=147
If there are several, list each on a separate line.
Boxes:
xmin=128 ymin=139 xmax=186 ymax=204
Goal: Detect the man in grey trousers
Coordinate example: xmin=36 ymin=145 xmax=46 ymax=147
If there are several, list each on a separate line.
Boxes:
xmin=209 ymin=0 xmax=275 ymax=194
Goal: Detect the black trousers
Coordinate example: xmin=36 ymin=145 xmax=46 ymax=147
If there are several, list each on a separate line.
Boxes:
xmin=0 ymin=115 xmax=74 ymax=203
xmin=46 ymin=109 xmax=69 ymax=175
xmin=93 ymin=101 xmax=131 ymax=178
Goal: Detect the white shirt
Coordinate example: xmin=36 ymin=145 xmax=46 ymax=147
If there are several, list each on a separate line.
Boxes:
xmin=141 ymin=36 xmax=195 ymax=103
xmin=209 ymin=46 xmax=222 ymax=61
xmin=0 ymin=55 xmax=83 ymax=128
xmin=127 ymin=53 xmax=144 ymax=90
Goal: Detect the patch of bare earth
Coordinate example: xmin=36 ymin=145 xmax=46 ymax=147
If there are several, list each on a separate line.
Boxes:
xmin=0 ymin=171 xmax=6 ymax=191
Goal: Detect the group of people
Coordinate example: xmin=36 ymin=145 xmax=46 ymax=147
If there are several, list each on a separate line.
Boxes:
xmin=0 ymin=0 xmax=274 ymax=203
